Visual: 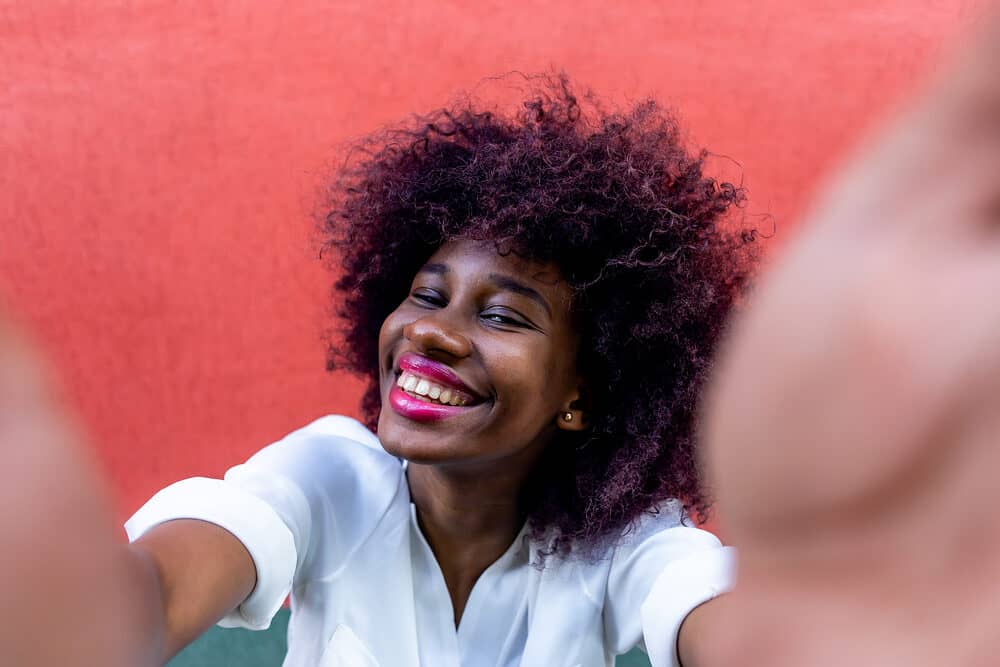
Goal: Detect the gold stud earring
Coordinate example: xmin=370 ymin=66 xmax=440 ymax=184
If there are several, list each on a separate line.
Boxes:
xmin=562 ymin=412 xmax=573 ymax=423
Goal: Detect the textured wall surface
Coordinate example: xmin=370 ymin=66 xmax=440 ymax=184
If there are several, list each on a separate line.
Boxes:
xmin=1 ymin=1 xmax=976 ymax=517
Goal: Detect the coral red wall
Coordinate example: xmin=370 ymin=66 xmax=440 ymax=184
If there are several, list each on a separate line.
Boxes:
xmin=0 ymin=1 xmax=976 ymax=519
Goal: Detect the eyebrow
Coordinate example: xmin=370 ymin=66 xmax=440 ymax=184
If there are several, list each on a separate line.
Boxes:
xmin=488 ymin=273 xmax=553 ymax=316
xmin=420 ymin=263 xmax=449 ymax=275
xmin=416 ymin=263 xmax=553 ymax=316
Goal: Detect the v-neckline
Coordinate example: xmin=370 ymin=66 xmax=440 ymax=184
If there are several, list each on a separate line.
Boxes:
xmin=407 ymin=502 xmax=529 ymax=632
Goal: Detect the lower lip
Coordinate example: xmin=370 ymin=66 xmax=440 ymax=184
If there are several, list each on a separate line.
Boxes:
xmin=388 ymin=385 xmax=476 ymax=422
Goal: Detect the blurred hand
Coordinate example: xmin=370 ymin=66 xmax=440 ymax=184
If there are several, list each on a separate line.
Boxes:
xmin=702 ymin=8 xmax=1000 ymax=666
xmin=0 ymin=311 xmax=157 ymax=666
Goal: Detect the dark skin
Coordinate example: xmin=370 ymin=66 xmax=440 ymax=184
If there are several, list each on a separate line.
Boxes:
xmin=102 ymin=240 xmax=716 ymax=660
xmin=375 ymin=240 xmax=588 ymax=623
xmin=4 ymin=8 xmax=1000 ymax=662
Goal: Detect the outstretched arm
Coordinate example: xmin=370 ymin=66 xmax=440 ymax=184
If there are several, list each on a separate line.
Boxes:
xmin=0 ymin=312 xmax=256 ymax=666
xmin=687 ymin=5 xmax=1000 ymax=665
xmin=0 ymin=312 xmax=159 ymax=665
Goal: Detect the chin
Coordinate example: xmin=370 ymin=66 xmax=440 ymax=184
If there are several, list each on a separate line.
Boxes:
xmin=376 ymin=416 xmax=460 ymax=464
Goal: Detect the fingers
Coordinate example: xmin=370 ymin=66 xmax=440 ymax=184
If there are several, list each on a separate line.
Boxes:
xmin=805 ymin=4 xmax=1000 ymax=239
xmin=915 ymin=5 xmax=1000 ymax=228
xmin=930 ymin=6 xmax=1000 ymax=138
xmin=702 ymin=5 xmax=1000 ymax=537
xmin=0 ymin=307 xmax=53 ymax=411
xmin=0 ymin=306 xmax=155 ymax=666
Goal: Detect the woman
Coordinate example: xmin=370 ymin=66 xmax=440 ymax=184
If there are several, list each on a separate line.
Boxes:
xmin=5 ymin=12 xmax=1000 ymax=667
xmin=124 ymin=78 xmax=756 ymax=667
xmin=0 ymin=10 xmax=1000 ymax=667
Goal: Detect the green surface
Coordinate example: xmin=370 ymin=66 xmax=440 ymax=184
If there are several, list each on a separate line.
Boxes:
xmin=616 ymin=647 xmax=654 ymax=667
xmin=168 ymin=608 xmax=652 ymax=666
xmin=167 ymin=610 xmax=290 ymax=667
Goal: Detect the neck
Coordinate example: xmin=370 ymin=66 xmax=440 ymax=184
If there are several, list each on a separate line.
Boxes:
xmin=406 ymin=462 xmax=528 ymax=625
xmin=407 ymin=460 xmax=526 ymax=551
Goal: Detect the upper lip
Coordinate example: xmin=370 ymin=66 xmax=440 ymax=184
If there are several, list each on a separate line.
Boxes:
xmin=395 ymin=353 xmax=486 ymax=400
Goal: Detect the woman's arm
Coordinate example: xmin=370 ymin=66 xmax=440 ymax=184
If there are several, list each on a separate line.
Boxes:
xmin=675 ymin=597 xmax=720 ymax=667
xmin=689 ymin=5 xmax=1000 ymax=665
xmin=130 ymin=520 xmax=257 ymax=662
xmin=0 ymin=311 xmax=256 ymax=666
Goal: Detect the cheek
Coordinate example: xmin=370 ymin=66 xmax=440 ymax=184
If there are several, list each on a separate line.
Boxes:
xmin=378 ymin=310 xmax=404 ymax=353
xmin=375 ymin=310 xmax=407 ymax=383
xmin=495 ymin=348 xmax=565 ymax=410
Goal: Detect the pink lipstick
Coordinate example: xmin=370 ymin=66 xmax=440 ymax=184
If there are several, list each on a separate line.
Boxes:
xmin=388 ymin=385 xmax=474 ymax=422
xmin=388 ymin=353 xmax=486 ymax=422
xmin=397 ymin=353 xmax=481 ymax=396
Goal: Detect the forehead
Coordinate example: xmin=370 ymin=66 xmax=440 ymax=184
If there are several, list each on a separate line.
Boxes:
xmin=421 ymin=239 xmax=572 ymax=305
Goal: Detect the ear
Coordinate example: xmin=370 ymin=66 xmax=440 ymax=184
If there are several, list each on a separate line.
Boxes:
xmin=556 ymin=382 xmax=590 ymax=432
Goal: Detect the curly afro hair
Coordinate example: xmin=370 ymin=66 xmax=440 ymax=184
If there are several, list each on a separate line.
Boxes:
xmin=320 ymin=75 xmax=758 ymax=557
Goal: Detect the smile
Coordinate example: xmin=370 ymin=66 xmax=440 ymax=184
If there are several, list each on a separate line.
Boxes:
xmin=387 ymin=353 xmax=488 ymax=422
xmin=396 ymin=372 xmax=471 ymax=406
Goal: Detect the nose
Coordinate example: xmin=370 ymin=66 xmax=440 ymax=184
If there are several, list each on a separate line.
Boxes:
xmin=403 ymin=311 xmax=473 ymax=359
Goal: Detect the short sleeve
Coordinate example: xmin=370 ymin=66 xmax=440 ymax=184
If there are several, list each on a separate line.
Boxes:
xmin=124 ymin=415 xmax=402 ymax=631
xmin=603 ymin=502 xmax=736 ymax=667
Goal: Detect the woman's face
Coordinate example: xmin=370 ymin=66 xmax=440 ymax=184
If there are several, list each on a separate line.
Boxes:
xmin=376 ymin=240 xmax=586 ymax=473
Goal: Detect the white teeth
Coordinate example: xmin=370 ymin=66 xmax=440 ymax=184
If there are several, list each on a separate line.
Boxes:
xmin=396 ymin=371 xmax=474 ymax=406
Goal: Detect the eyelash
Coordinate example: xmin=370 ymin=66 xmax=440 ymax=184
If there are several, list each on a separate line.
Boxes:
xmin=410 ymin=291 xmax=530 ymax=328
xmin=412 ymin=291 xmax=445 ymax=307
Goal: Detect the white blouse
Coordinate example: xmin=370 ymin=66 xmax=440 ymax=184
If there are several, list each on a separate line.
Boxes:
xmin=126 ymin=415 xmax=735 ymax=667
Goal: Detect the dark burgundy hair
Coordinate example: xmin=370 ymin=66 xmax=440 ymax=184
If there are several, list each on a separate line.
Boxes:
xmin=320 ymin=76 xmax=758 ymax=556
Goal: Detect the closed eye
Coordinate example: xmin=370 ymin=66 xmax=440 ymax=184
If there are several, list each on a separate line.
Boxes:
xmin=481 ymin=313 xmax=522 ymax=325
xmin=411 ymin=289 xmax=446 ymax=307
xmin=480 ymin=308 xmax=539 ymax=331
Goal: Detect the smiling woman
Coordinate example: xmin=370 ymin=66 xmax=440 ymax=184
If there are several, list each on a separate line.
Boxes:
xmin=122 ymin=76 xmax=757 ymax=667
xmin=325 ymin=76 xmax=757 ymax=559
xmin=378 ymin=242 xmax=583 ymax=470
xmin=4 ymin=5 xmax=1000 ymax=664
